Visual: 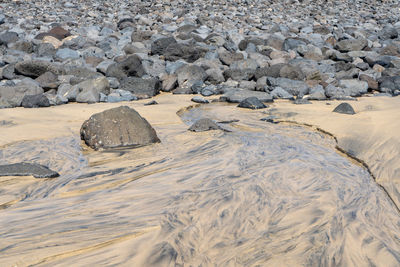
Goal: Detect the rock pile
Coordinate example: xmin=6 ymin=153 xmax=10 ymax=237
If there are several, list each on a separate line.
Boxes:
xmin=0 ymin=0 xmax=399 ymax=108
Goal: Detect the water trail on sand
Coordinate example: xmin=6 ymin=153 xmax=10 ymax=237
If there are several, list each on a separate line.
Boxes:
xmin=0 ymin=103 xmax=400 ymax=267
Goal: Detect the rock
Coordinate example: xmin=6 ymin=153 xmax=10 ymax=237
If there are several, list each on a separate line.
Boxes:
xmin=164 ymin=43 xmax=207 ymax=63
xmin=338 ymin=79 xmax=368 ymax=96
xmin=325 ymin=84 xmax=351 ymax=99
xmin=333 ymin=102 xmax=356 ymax=115
xmin=15 ymin=60 xmax=60 ymax=78
xmin=268 ymin=78 xmax=309 ymax=97
xmin=335 ymin=38 xmax=368 ymax=52
xmin=238 ymin=97 xmax=267 ymax=109
xmin=151 ymin=37 xmax=177 ymax=55
xmin=0 ymin=32 xmax=18 ymax=45
xmin=293 ymin=98 xmax=311 ymax=105
xmin=144 ymin=100 xmax=158 ymax=106
xmin=218 ymin=50 xmax=244 ymax=66
xmin=279 ymin=64 xmax=305 ymax=80
xmin=176 ymin=65 xmax=207 ymax=88
xmin=56 ymin=48 xmax=80 ymax=60
xmin=106 ymin=55 xmax=146 ymax=80
xmin=0 ymin=163 xmax=59 ymax=178
xmin=80 ymin=106 xmax=160 ymax=150
xmin=57 ymin=83 xmax=76 ymax=101
xmin=36 ymin=26 xmax=71 ymax=41
xmin=119 ymin=77 xmax=160 ymax=99
xmin=161 ymin=74 xmax=178 ymax=92
xmin=270 ymin=87 xmax=294 ymax=99
xmin=21 ymin=94 xmax=50 ymax=108
xmin=220 ymin=89 xmax=273 ymax=103
xmin=35 ymin=72 xmax=59 ymax=90
xmin=191 ymin=96 xmax=209 ymax=104
xmin=188 ymin=118 xmax=221 ymax=132
xmin=75 ymin=77 xmax=110 ymax=103
xmin=107 ymin=90 xmax=137 ymax=103
xmin=0 ymin=84 xmax=43 ymax=108
xmin=307 ymin=85 xmax=326 ymax=100
xmin=379 ymin=25 xmax=398 ymax=40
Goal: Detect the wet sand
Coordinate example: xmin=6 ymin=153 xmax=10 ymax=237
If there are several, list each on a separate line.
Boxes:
xmin=1 ymin=95 xmax=400 ymax=266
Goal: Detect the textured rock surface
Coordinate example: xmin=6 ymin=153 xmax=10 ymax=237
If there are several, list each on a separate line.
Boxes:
xmin=80 ymin=106 xmax=160 ymax=150
xmin=0 ymin=163 xmax=59 ymax=178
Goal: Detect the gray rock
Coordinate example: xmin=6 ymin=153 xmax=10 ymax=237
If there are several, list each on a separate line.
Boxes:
xmin=335 ymin=38 xmax=368 ymax=52
xmin=164 ymin=43 xmax=207 ymax=63
xmin=325 ymin=84 xmax=351 ymax=99
xmin=220 ymin=89 xmax=273 ymax=103
xmin=191 ymin=96 xmax=209 ymax=104
xmin=238 ymin=97 xmax=267 ymax=109
xmin=15 ymin=60 xmax=60 ymax=78
xmin=107 ymin=89 xmax=137 ymax=103
xmin=106 ymin=55 xmax=146 ymax=80
xmin=74 ymin=77 xmax=110 ymax=103
xmin=57 ymin=83 xmax=77 ymax=101
xmin=144 ymin=100 xmax=158 ymax=106
xmin=119 ymin=77 xmax=160 ymax=99
xmin=0 ymin=163 xmax=59 ymax=178
xmin=268 ymin=78 xmax=309 ymax=97
xmin=36 ymin=43 xmax=56 ymax=57
xmin=379 ymin=25 xmax=398 ymax=40
xmin=161 ymin=74 xmax=178 ymax=92
xmin=151 ymin=36 xmax=177 ymax=55
xmin=0 ymin=64 xmax=15 ymax=80
xmin=0 ymin=84 xmax=43 ymax=108
xmin=21 ymin=94 xmax=50 ymax=108
xmin=0 ymin=31 xmax=18 ymax=45
xmin=293 ymin=98 xmax=311 ymax=105
xmin=35 ymin=72 xmax=59 ymax=90
xmin=56 ymin=48 xmax=80 ymax=60
xmin=333 ymin=102 xmax=356 ymax=115
xmin=307 ymin=85 xmax=326 ymax=100
xmin=176 ymin=65 xmax=207 ymax=88
xmin=188 ymin=118 xmax=221 ymax=132
xmin=270 ymin=87 xmax=294 ymax=99
xmin=80 ymin=106 xmax=160 ymax=150
xmin=338 ymin=79 xmax=368 ymax=96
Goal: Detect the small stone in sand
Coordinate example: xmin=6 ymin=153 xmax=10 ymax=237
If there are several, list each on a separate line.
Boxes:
xmin=333 ymin=103 xmax=356 ymax=115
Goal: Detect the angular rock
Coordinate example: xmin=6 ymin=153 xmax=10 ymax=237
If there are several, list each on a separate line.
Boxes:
xmin=15 ymin=60 xmax=60 ymax=78
xmin=238 ymin=97 xmax=267 ymax=109
xmin=338 ymin=79 xmax=368 ymax=96
xmin=119 ymin=77 xmax=160 ymax=99
xmin=80 ymin=106 xmax=160 ymax=150
xmin=191 ymin=96 xmax=209 ymax=104
xmin=176 ymin=65 xmax=207 ymax=88
xmin=106 ymin=55 xmax=146 ymax=80
xmin=0 ymin=84 xmax=43 ymax=108
xmin=21 ymin=94 xmax=50 ymax=108
xmin=335 ymin=38 xmax=368 ymax=52
xmin=0 ymin=163 xmax=59 ymax=178
xmin=151 ymin=37 xmax=177 ymax=55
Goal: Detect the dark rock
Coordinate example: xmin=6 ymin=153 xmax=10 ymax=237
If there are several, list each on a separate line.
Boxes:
xmin=21 ymin=94 xmax=50 ymax=108
xmin=379 ymin=25 xmax=398 ymax=40
xmin=238 ymin=97 xmax=267 ymax=109
xmin=188 ymin=118 xmax=221 ymax=132
xmin=270 ymin=87 xmax=294 ymax=99
xmin=255 ymin=64 xmax=285 ymax=80
xmin=15 ymin=60 xmax=60 ymax=78
xmin=333 ymin=102 xmax=356 ymax=115
xmin=219 ymin=51 xmax=244 ymax=66
xmin=0 ymin=163 xmax=59 ymax=178
xmin=35 ymin=72 xmax=59 ymax=90
xmin=106 ymin=55 xmax=146 ymax=80
xmin=35 ymin=26 xmax=71 ymax=41
xmin=144 ymin=100 xmax=158 ymax=106
xmin=163 ymin=43 xmax=207 ymax=63
xmin=151 ymin=37 xmax=177 ymax=55
xmin=80 ymin=106 xmax=160 ymax=150
xmin=119 ymin=77 xmax=160 ymax=99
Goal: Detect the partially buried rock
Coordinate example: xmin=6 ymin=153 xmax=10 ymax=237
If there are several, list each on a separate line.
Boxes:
xmin=333 ymin=103 xmax=356 ymax=115
xmin=188 ymin=118 xmax=221 ymax=132
xmin=80 ymin=106 xmax=160 ymax=150
xmin=238 ymin=97 xmax=267 ymax=109
xmin=191 ymin=96 xmax=209 ymax=104
xmin=0 ymin=163 xmax=59 ymax=178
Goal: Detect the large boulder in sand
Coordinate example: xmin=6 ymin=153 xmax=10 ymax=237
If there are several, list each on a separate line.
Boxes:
xmin=80 ymin=106 xmax=160 ymax=150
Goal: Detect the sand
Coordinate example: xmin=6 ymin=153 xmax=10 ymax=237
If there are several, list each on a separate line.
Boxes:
xmin=1 ymin=94 xmax=400 ymax=266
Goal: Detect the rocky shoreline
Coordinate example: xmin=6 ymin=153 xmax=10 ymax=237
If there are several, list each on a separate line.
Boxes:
xmin=0 ymin=0 xmax=400 ymax=108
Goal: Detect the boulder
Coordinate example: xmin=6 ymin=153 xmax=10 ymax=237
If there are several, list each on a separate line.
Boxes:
xmin=238 ymin=97 xmax=267 ymax=109
xmin=0 ymin=163 xmax=59 ymax=178
xmin=80 ymin=106 xmax=160 ymax=150
xmin=0 ymin=84 xmax=44 ymax=108
xmin=21 ymin=94 xmax=50 ymax=108
xmin=151 ymin=36 xmax=177 ymax=55
xmin=119 ymin=77 xmax=160 ymax=99
xmin=333 ymin=103 xmax=356 ymax=115
xmin=75 ymin=77 xmax=110 ymax=103
xmin=105 ymin=55 xmax=146 ymax=80
xmin=176 ymin=65 xmax=207 ymax=88
xmin=335 ymin=38 xmax=368 ymax=52
xmin=15 ymin=60 xmax=60 ymax=78
xmin=338 ymin=79 xmax=368 ymax=96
